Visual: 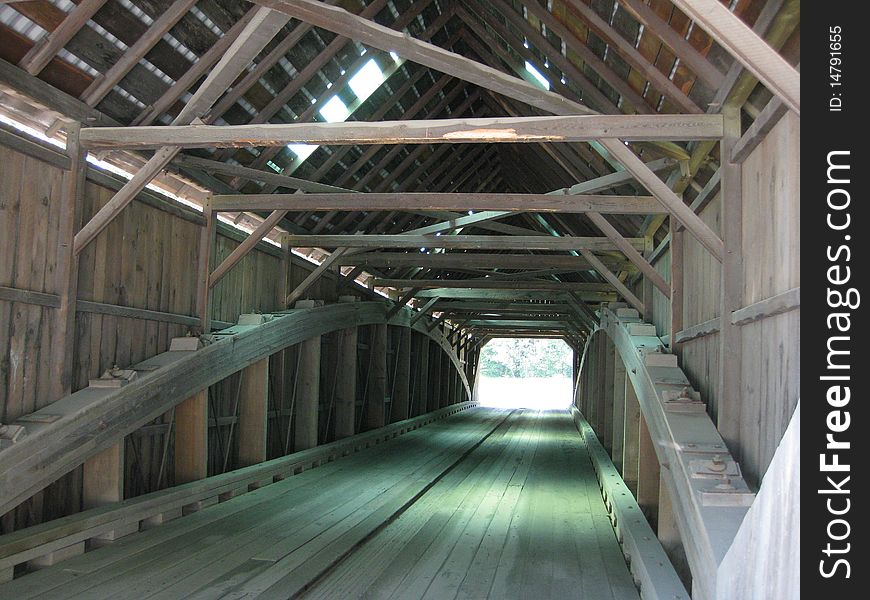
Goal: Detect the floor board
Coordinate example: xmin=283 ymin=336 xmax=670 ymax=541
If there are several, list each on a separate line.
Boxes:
xmin=0 ymin=408 xmax=640 ymax=600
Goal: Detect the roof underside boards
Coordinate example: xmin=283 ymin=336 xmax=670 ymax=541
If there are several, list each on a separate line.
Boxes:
xmin=0 ymin=0 xmax=799 ymax=338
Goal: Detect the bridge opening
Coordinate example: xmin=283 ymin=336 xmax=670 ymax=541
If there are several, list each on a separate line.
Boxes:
xmin=477 ymin=338 xmax=573 ymax=410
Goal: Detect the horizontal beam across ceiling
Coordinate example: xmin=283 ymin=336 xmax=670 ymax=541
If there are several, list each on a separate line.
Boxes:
xmin=208 ymin=192 xmax=665 ymax=214
xmin=281 ymin=235 xmax=646 ymax=251
xmin=78 ymin=115 xmax=725 ymax=150
xmin=415 ymin=289 xmax=615 ymax=301
xmin=335 ymin=253 xmax=628 ymax=270
xmin=437 ymin=302 xmax=572 ymax=312
xmin=466 ymin=319 xmax=569 ymax=328
xmin=372 ymin=279 xmax=613 ymax=291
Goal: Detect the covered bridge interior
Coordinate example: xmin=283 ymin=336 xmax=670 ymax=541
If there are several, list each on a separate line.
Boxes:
xmin=0 ymin=0 xmax=799 ymax=598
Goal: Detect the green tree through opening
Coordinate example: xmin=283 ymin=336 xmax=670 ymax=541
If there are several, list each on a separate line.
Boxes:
xmin=480 ymin=338 xmax=572 ymax=378
xmin=477 ymin=339 xmax=574 ymax=410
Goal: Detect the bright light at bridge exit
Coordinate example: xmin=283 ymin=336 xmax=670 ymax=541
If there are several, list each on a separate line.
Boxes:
xmin=476 ymin=338 xmax=574 ymax=410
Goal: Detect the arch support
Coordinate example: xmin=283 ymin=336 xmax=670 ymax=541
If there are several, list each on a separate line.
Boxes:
xmin=0 ymin=301 xmax=470 ymax=516
xmin=576 ymin=304 xmax=754 ymax=600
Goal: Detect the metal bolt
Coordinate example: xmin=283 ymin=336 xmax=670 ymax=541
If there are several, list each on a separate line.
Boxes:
xmin=715 ymin=476 xmax=734 ymax=491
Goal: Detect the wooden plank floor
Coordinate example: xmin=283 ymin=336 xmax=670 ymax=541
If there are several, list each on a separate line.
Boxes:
xmin=0 ymin=408 xmax=639 ymax=600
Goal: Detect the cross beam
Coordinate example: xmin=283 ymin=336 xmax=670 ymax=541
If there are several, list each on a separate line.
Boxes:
xmin=335 ymin=253 xmax=627 ymax=271
xmin=207 ymin=192 xmax=664 ymax=214
xmin=371 ymin=279 xmax=613 ymax=292
xmin=414 ymin=290 xmax=615 ymax=301
xmin=78 ymin=115 xmax=725 ymax=150
xmin=281 ymin=235 xmax=645 ymax=252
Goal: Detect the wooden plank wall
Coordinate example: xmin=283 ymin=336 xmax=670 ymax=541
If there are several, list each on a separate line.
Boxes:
xmin=677 ymin=192 xmax=723 ymax=427
xmin=0 ymin=141 xmax=371 ymax=532
xmin=651 ymin=252 xmax=671 ymax=338
xmin=647 ymin=113 xmax=799 ymax=488
xmin=734 ymin=112 xmax=799 ymax=486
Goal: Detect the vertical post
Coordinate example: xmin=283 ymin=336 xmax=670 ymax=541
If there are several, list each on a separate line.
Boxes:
xmin=417 ymin=336 xmax=429 ymax=414
xmin=295 ymin=335 xmax=321 ymax=450
xmin=363 ymin=323 xmax=387 ymax=430
xmin=637 ymin=413 xmax=661 ymax=526
xmin=669 ymin=217 xmax=684 ymax=352
xmin=196 ymin=198 xmax=217 ymax=333
xmin=175 ymin=389 xmax=208 ymax=483
xmin=597 ymin=336 xmax=608 ymax=429
xmin=601 ymin=338 xmax=615 ymax=453
xmin=52 ymin=123 xmax=86 ymax=400
xmin=82 ymin=445 xmax=124 ymax=509
xmin=280 ymin=235 xmax=292 ymax=307
xmin=82 ymin=444 xmax=136 ymax=542
xmin=580 ymin=334 xmax=600 ymax=422
xmin=334 ymin=326 xmax=358 ymax=438
xmin=68 ymin=128 xmax=131 ymax=542
xmin=272 ymin=237 xmax=292 ymax=456
xmin=658 ymin=476 xmax=691 ymax=583
xmin=238 ymin=358 xmax=269 ymax=466
xmin=622 ymin=374 xmax=640 ymax=495
xmin=576 ymin=347 xmax=587 ymax=411
xmin=429 ymin=346 xmax=442 ymax=410
xmin=718 ymin=105 xmax=744 ymax=453
xmin=611 ymin=354 xmax=627 ymax=471
xmin=392 ymin=327 xmax=412 ymax=420
xmin=642 ymin=270 xmax=654 ymax=323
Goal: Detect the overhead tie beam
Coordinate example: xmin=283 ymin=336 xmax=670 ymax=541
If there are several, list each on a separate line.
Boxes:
xmin=335 ymin=253 xmax=627 ymax=271
xmin=78 ymin=114 xmax=725 ymax=150
xmin=414 ymin=290 xmax=615 ymax=301
xmin=207 ymin=192 xmax=665 ymax=214
xmin=436 ymin=302 xmax=573 ymax=313
xmin=371 ymin=279 xmax=614 ymax=292
xmin=281 ymin=235 xmax=644 ymax=252
xmin=466 ymin=319 xmax=570 ymax=328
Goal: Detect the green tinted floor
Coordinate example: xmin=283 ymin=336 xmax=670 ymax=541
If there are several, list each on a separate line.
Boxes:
xmin=0 ymin=408 xmax=639 ymax=600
